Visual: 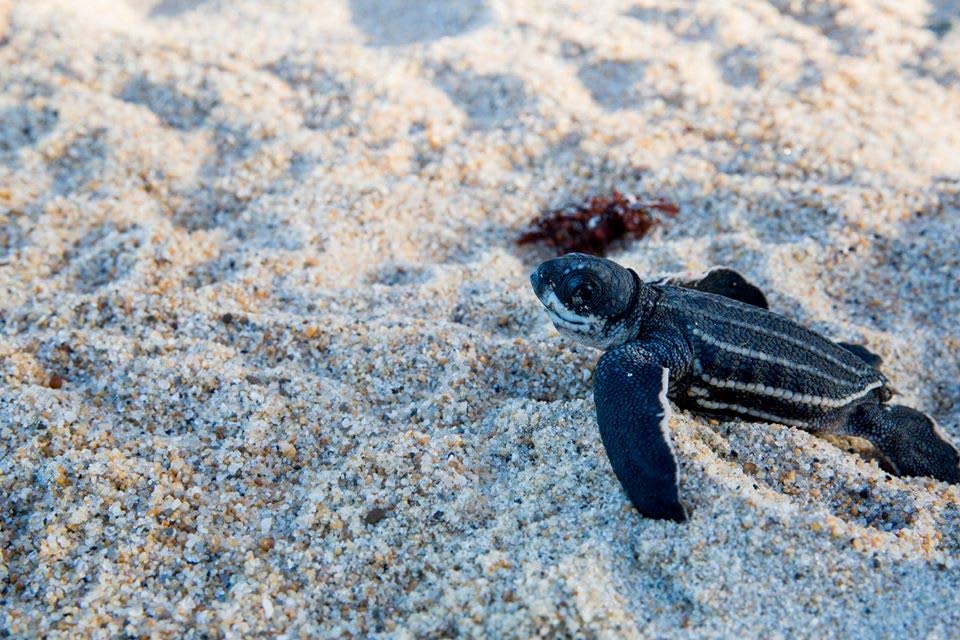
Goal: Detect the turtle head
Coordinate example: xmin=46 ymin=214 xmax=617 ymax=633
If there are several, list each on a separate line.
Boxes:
xmin=530 ymin=253 xmax=652 ymax=350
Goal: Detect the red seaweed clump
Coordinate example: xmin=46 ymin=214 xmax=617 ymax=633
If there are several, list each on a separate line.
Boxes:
xmin=518 ymin=191 xmax=678 ymax=256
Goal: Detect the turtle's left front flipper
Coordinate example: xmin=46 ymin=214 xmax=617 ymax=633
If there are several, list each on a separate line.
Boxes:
xmin=594 ymin=344 xmax=686 ymax=521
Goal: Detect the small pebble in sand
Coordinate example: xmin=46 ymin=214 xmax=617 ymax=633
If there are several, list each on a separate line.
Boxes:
xmin=364 ymin=507 xmax=388 ymax=525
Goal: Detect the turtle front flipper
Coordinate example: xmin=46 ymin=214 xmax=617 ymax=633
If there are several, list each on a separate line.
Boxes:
xmin=835 ymin=342 xmax=883 ymax=369
xmin=842 ymin=404 xmax=960 ymax=483
xmin=658 ymin=267 xmax=769 ymax=309
xmin=594 ymin=344 xmax=686 ymax=521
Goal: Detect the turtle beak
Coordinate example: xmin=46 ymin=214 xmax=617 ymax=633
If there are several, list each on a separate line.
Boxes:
xmin=529 ymin=268 xmax=543 ymax=296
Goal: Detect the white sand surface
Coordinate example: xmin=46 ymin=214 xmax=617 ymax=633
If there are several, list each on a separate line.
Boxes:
xmin=2 ymin=0 xmax=960 ymax=637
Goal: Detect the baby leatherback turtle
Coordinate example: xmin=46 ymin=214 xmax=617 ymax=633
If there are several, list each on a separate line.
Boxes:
xmin=530 ymin=253 xmax=960 ymax=522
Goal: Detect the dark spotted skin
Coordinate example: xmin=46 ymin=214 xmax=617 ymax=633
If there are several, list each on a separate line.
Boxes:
xmin=530 ymin=254 xmax=960 ymax=521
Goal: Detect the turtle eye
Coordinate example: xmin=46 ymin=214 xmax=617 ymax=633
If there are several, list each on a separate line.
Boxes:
xmin=573 ymin=282 xmax=595 ymax=303
xmin=562 ymin=273 xmax=599 ymax=307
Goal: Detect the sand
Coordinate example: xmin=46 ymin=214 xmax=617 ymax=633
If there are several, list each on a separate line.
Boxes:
xmin=2 ymin=0 xmax=960 ymax=637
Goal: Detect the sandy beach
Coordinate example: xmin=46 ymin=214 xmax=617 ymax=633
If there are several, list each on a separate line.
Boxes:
xmin=2 ymin=0 xmax=960 ymax=637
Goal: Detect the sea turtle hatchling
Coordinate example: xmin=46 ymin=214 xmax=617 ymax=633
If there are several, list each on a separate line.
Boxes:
xmin=530 ymin=253 xmax=960 ymax=521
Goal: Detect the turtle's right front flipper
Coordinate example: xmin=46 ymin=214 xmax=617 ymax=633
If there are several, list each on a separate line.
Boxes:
xmin=658 ymin=268 xmax=769 ymax=309
xmin=835 ymin=342 xmax=883 ymax=369
xmin=594 ymin=344 xmax=686 ymax=521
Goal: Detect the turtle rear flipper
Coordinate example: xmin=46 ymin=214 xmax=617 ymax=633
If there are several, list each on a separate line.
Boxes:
xmin=659 ymin=268 xmax=769 ymax=309
xmin=843 ymin=404 xmax=960 ymax=483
